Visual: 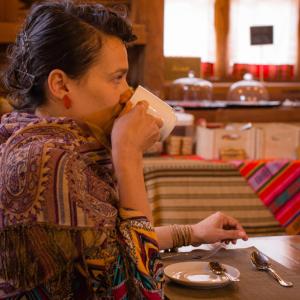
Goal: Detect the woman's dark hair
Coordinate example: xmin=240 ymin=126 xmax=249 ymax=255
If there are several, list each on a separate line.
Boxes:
xmin=1 ymin=0 xmax=136 ymax=110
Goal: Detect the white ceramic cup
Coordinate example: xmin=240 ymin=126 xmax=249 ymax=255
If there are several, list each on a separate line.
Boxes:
xmin=129 ymin=85 xmax=177 ymax=141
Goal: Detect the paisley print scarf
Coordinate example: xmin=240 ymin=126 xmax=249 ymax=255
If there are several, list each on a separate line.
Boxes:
xmin=0 ymin=112 xmax=163 ymax=299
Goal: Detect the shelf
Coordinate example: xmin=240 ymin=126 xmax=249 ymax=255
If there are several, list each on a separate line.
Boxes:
xmin=183 ymin=106 xmax=300 ymax=123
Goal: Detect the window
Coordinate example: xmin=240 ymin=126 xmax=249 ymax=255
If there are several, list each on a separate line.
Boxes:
xmin=229 ymin=0 xmax=299 ymax=80
xmin=164 ymin=0 xmax=215 ymax=76
xmin=164 ymin=0 xmax=300 ymax=81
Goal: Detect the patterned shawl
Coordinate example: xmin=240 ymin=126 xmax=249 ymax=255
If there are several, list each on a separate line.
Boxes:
xmin=0 ymin=112 xmax=163 ymax=299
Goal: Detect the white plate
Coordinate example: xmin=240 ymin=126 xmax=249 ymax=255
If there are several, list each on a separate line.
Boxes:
xmin=164 ymin=261 xmax=240 ymax=288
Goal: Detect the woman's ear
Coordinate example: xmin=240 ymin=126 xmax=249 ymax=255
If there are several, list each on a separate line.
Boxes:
xmin=47 ymin=69 xmax=70 ymax=99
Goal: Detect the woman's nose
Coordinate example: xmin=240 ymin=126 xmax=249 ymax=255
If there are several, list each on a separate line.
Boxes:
xmin=119 ymin=86 xmax=133 ymax=104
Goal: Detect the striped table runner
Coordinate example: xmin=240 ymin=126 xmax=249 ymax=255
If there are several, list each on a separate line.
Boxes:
xmin=143 ymin=157 xmax=283 ymax=236
xmin=237 ymin=160 xmax=300 ymax=235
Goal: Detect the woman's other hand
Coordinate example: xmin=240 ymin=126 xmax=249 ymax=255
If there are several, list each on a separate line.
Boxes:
xmin=111 ymin=101 xmax=163 ymax=156
xmin=191 ymin=212 xmax=248 ymax=245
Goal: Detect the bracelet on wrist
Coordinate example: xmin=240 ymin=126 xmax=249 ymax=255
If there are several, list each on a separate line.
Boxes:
xmin=169 ymin=224 xmax=193 ymax=248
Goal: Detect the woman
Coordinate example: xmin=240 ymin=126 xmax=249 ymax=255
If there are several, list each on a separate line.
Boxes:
xmin=0 ymin=1 xmax=248 ymax=299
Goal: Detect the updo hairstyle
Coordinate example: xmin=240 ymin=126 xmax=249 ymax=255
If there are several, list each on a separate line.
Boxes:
xmin=2 ymin=0 xmax=136 ymax=110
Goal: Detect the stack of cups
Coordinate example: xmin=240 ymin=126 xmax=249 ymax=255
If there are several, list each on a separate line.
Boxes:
xmin=166 ymin=136 xmax=182 ymax=155
xmin=165 ymin=112 xmax=195 ymax=155
xmin=181 ymin=136 xmax=193 ymax=155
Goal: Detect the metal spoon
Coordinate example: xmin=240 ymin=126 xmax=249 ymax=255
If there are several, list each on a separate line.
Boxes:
xmin=209 ymin=261 xmax=240 ymax=282
xmin=250 ymin=250 xmax=293 ymax=287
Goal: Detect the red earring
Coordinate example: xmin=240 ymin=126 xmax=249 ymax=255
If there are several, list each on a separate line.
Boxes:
xmin=63 ymin=95 xmax=71 ymax=109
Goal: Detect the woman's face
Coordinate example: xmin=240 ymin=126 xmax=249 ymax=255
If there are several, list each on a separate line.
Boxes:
xmin=67 ymin=34 xmax=130 ymax=134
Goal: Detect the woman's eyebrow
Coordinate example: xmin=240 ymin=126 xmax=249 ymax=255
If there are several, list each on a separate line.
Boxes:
xmin=109 ymin=68 xmax=128 ymax=75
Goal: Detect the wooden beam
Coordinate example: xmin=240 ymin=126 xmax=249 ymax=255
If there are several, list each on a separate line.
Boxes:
xmin=214 ymin=0 xmax=230 ymax=80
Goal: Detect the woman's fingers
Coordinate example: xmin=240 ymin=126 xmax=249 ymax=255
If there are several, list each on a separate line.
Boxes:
xmin=221 ymin=229 xmax=246 ymax=241
xmin=155 ymin=117 xmax=164 ymax=129
xmin=222 ymin=215 xmax=248 ymax=241
xmin=136 ymin=100 xmax=149 ymax=110
xmin=130 ymin=101 xmax=163 ymax=132
xmin=112 ymin=99 xmax=163 ymax=152
xmin=221 ymin=226 xmax=248 ymax=243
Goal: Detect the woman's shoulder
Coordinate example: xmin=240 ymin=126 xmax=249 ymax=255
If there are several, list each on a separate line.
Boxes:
xmin=0 ymin=112 xmax=106 ymax=169
xmin=1 ymin=111 xmax=94 ymax=150
xmin=0 ymin=112 xmax=116 ymax=226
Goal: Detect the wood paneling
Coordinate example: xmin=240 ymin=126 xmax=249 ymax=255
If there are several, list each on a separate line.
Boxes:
xmin=132 ymin=0 xmax=164 ymax=93
xmin=131 ymin=24 xmax=147 ymax=45
xmin=0 ymin=0 xmax=5 ymax=21
xmin=127 ymin=45 xmax=145 ymax=87
xmin=0 ymin=22 xmax=21 ymax=43
xmin=0 ymin=0 xmax=28 ymax=22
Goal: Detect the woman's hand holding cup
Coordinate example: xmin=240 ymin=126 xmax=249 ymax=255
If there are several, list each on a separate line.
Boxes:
xmin=111 ymin=100 xmax=163 ymax=158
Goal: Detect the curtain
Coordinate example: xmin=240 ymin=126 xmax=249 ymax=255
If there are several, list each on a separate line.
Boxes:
xmin=232 ymin=64 xmax=295 ymax=81
xmin=229 ymin=0 xmax=299 ymax=81
xmin=164 ymin=0 xmax=215 ymax=78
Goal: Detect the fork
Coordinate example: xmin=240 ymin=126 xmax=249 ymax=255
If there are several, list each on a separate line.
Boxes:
xmin=162 ymin=243 xmax=225 ymax=260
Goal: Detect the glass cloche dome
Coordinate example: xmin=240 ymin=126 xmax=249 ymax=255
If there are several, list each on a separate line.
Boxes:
xmin=227 ymin=73 xmax=269 ymax=102
xmin=169 ymin=71 xmax=213 ymax=101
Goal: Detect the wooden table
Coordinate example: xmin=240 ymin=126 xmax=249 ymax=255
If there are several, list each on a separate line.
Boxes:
xmin=163 ymin=235 xmax=300 ymax=299
xmin=234 ymin=235 xmax=300 ymax=271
